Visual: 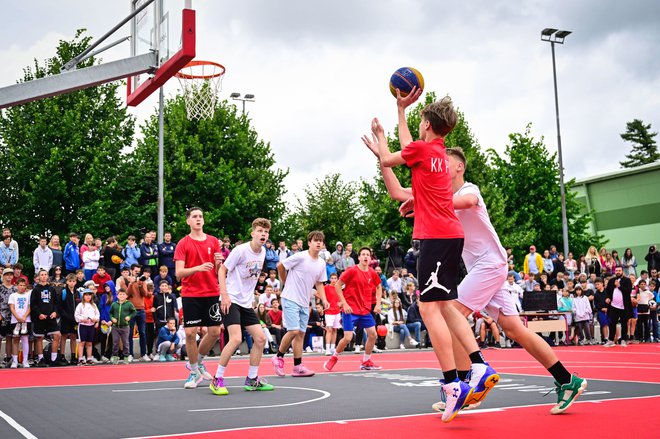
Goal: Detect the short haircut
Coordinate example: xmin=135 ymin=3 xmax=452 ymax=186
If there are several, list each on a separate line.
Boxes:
xmin=128 ymin=235 xmax=136 ymax=241
xmin=160 ymin=265 xmax=168 ymax=271
xmin=358 ymin=247 xmax=371 ymax=256
xmin=330 ymin=272 xmax=338 ymax=278
xmin=38 ymin=268 xmax=48 ymax=275
xmin=106 ymin=236 xmax=116 ymax=244
xmin=421 ymin=96 xmax=458 ymax=137
xmin=269 ymin=269 xmax=276 ymax=275
xmin=117 ymin=288 xmax=127 ymax=295
xmin=159 ymin=279 xmax=170 ymax=286
xmin=130 ymin=264 xmax=141 ymax=270
xmin=146 ymin=283 xmax=155 ymax=291
xmin=39 ymin=236 xmax=47 ymax=241
xmin=97 ymin=265 xmax=106 ymax=271
xmin=15 ymin=278 xmax=27 ymax=285
xmin=252 ymin=217 xmax=271 ymax=231
xmin=307 ymin=230 xmax=325 ymax=243
xmin=66 ymin=273 xmax=77 ymax=281
xmin=75 ymin=269 xmax=84 ymax=274
xmin=14 ymin=263 xmax=23 ymax=270
xmin=167 ymin=317 xmax=177 ymax=324
xmin=121 ymin=267 xmax=130 ymax=273
xmin=186 ymin=206 xmax=203 ymax=218
xmin=69 ymin=232 xmax=79 ymax=238
xmin=594 ymin=277 xmax=603 ymax=283
xmin=446 ymin=147 xmax=467 ymax=168
xmin=142 ymin=266 xmax=151 ymax=273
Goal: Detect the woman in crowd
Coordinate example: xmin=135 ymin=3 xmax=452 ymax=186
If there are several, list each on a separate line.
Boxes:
xmin=611 ymin=250 xmax=622 ymax=269
xmin=585 ymin=246 xmax=601 ymax=276
xmin=387 ymin=297 xmax=420 ymax=349
xmin=49 ymin=266 xmax=66 ymax=289
xmin=602 ymin=253 xmax=616 ymax=277
xmin=49 ymin=235 xmax=63 ymax=276
xmin=564 ymin=252 xmax=577 ymax=280
xmin=622 ymin=248 xmax=637 ymax=277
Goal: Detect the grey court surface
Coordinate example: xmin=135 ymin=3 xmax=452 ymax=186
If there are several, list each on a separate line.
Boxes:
xmin=1 ymin=369 xmax=659 ymax=439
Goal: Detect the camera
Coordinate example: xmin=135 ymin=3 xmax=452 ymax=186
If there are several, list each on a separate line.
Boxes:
xmin=139 ymin=275 xmax=147 ymax=282
xmin=381 ymin=237 xmax=398 ymax=251
xmin=651 ymin=245 xmax=657 ymax=253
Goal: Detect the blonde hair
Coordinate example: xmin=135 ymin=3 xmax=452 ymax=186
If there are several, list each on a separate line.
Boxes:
xmin=421 ymin=95 xmax=457 ymax=137
xmin=252 ymin=218 xmax=271 ymax=231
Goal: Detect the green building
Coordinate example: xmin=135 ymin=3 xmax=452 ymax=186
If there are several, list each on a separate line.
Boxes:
xmin=572 ymin=161 xmax=660 ymax=265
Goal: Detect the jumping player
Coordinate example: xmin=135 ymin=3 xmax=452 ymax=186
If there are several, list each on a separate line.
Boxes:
xmin=324 ymin=247 xmax=383 ymax=372
xmin=211 ymin=218 xmax=274 ymax=395
xmin=174 ymin=207 xmax=223 ymax=389
xmin=271 ymin=231 xmax=329 ymax=377
xmin=365 ymin=134 xmax=588 ymax=414
xmin=363 ymin=90 xmax=497 ymax=422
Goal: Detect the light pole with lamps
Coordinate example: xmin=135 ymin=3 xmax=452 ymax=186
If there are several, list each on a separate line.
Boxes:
xmin=229 ymin=92 xmax=255 ymax=114
xmin=541 ymin=28 xmax=572 ymax=259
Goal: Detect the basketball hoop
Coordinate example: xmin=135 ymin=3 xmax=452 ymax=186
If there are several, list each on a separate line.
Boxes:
xmin=175 ymin=60 xmax=226 ymax=120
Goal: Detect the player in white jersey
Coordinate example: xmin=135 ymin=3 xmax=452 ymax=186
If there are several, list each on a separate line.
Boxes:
xmin=363 ymin=137 xmax=587 ymax=414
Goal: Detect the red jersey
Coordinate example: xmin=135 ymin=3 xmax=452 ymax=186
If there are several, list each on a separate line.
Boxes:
xmin=174 ymin=234 xmax=220 ymax=298
xmin=324 ymin=283 xmax=340 ymax=315
xmin=401 ymin=138 xmax=463 ymax=240
xmin=144 ymin=295 xmax=154 ymax=323
xmin=92 ymin=272 xmax=112 ymax=294
xmin=339 ymin=265 xmax=380 ymax=315
xmin=268 ymin=309 xmax=283 ymax=326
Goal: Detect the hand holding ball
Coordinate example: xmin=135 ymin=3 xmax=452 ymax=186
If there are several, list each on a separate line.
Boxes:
xmin=389 ymin=67 xmax=424 ymax=98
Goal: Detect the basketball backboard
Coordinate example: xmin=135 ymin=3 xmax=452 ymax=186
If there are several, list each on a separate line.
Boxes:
xmin=127 ymin=0 xmax=196 ymax=106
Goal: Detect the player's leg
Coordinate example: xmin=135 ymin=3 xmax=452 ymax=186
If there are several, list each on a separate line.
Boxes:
xmin=209 ymin=321 xmax=241 ymax=395
xmin=241 ymin=307 xmax=274 ymax=391
xmin=324 ymin=314 xmax=354 ymax=371
xmin=273 ymin=298 xmax=302 ymax=376
xmin=360 ymin=320 xmax=382 ymax=370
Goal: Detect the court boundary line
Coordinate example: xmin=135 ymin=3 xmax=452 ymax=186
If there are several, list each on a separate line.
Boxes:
xmin=0 ymin=408 xmax=37 ymax=439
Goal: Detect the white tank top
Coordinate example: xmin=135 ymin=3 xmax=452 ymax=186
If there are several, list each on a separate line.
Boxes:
xmin=454 ymin=182 xmax=507 ymax=271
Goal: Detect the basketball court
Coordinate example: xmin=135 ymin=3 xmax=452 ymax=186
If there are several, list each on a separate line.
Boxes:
xmin=1 ymin=346 xmax=659 ymax=438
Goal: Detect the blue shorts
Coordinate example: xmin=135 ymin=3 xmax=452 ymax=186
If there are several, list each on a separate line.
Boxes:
xmin=342 ymin=312 xmax=376 ymax=332
xmin=597 ymin=310 xmax=609 ymax=327
xmin=281 ymin=298 xmax=310 ymax=331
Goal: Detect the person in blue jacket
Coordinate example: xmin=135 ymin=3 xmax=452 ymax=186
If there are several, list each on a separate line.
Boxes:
xmin=264 ymin=240 xmax=279 ymax=272
xmin=99 ymin=280 xmax=118 ymax=361
xmin=139 ymin=231 xmax=159 ymax=270
xmin=158 ymin=232 xmax=177 ymax=277
xmin=156 ymin=317 xmax=180 ymax=361
xmin=121 ymin=235 xmax=141 ymax=270
xmin=63 ymin=233 xmax=80 ymax=275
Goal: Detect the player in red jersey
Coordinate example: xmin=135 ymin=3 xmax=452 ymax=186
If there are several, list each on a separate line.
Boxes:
xmin=366 ymin=88 xmax=497 ymax=423
xmin=323 ymin=272 xmax=341 ymax=355
xmin=324 ymin=247 xmax=382 ymax=371
xmin=174 ymin=207 xmax=223 ymax=389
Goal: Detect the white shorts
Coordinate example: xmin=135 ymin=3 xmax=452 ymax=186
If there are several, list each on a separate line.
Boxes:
xmin=457 ymin=263 xmax=517 ymax=321
xmin=324 ymin=313 xmax=342 ymax=329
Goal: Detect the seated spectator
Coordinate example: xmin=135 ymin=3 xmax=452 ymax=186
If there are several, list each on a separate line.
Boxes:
xmin=254 ymin=271 xmax=268 ymax=296
xmin=304 ymin=303 xmax=324 ymax=352
xmin=406 ymin=300 xmax=428 ymax=347
xmin=256 ymin=303 xmax=278 ymax=353
xmin=267 ymin=298 xmax=285 ymax=347
xmin=266 ymin=270 xmax=281 ymax=295
xmin=258 ymin=285 xmax=277 ymax=309
xmin=155 ymin=318 xmax=180 ymax=361
xmin=399 ymin=281 xmax=418 ymax=310
xmin=387 ymin=297 xmax=420 ymax=349
xmin=474 ymin=310 xmax=500 ymax=348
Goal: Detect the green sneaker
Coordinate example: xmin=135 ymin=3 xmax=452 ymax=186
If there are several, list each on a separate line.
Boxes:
xmin=244 ymin=376 xmax=274 ymax=391
xmin=550 ymin=374 xmax=588 ymax=414
xmin=210 ymin=377 xmax=229 ymax=395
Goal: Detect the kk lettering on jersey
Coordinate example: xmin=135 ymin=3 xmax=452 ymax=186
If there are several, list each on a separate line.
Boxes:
xmin=430 ymin=157 xmax=449 ymax=173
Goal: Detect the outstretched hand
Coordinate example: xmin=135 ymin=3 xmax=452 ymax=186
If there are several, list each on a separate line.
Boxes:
xmin=361 ymin=133 xmax=380 ymax=158
xmin=396 ymin=86 xmax=423 ymax=109
xmin=399 ymin=197 xmax=415 ymax=217
xmin=371 ymin=117 xmax=385 ymax=137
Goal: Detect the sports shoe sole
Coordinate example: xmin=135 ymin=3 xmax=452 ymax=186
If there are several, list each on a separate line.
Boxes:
xmin=465 ymin=373 xmax=500 ymax=405
xmin=209 ymin=383 xmax=229 ymax=396
xmin=443 ymin=388 xmax=474 ymax=423
xmin=550 ymin=378 xmax=588 ymax=414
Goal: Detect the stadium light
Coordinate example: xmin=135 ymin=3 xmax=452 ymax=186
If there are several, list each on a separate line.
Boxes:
xmin=230 ymin=92 xmax=256 ymax=115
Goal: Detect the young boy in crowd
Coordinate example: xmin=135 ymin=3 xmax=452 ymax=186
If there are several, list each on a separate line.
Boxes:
xmin=323 ymin=273 xmax=341 ymax=355
xmin=92 ymin=266 xmax=112 ymax=295
xmin=153 ymin=280 xmax=178 ymax=332
xmin=9 ymin=278 xmax=31 ymax=368
xmin=57 ymin=273 xmax=79 ymax=365
xmin=31 ymin=269 xmax=62 ymax=367
xmin=0 ymin=268 xmax=17 ymax=365
xmin=153 ymin=266 xmax=174 ymax=293
xmin=156 ymin=317 xmax=180 ymax=362
xmin=110 ymin=289 xmax=136 ymax=364
xmin=266 ymin=270 xmax=281 ymax=296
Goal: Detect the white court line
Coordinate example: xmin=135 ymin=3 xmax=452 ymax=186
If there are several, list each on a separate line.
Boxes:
xmin=0 ymin=409 xmax=38 ymax=439
xmin=188 ymin=386 xmax=331 ymax=412
xmin=121 ymin=393 xmax=660 ymax=439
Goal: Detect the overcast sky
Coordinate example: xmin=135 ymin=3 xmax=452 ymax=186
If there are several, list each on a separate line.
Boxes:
xmin=2 ymin=1 xmax=659 ymax=206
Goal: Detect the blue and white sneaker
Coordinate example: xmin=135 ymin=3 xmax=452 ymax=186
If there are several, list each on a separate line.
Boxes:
xmin=440 ymin=379 xmax=473 ymax=423
xmin=465 ymin=363 xmax=500 ymax=405
xmin=184 ymin=370 xmax=203 ymax=389
xmin=185 ymin=361 xmax=213 ymax=380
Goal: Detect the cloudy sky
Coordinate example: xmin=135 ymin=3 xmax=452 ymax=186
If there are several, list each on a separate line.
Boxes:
xmin=2 ymin=1 xmax=659 ymax=205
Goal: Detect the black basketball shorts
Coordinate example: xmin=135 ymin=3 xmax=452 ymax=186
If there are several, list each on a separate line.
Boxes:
xmin=417 ymin=238 xmax=463 ymax=302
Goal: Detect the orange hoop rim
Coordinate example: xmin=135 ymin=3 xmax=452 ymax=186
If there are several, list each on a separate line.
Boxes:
xmin=175 ymin=60 xmax=226 ymax=80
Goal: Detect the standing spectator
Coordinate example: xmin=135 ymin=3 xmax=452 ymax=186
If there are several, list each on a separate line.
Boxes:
xmin=345 ymin=242 xmax=359 ymax=264
xmin=265 ymin=270 xmax=281 ymax=295
xmin=549 ymin=245 xmax=559 ymax=260
xmin=98 ymin=281 xmax=116 ymax=362
xmin=290 ymin=242 xmax=300 ymax=254
xmin=49 ymin=235 xmax=63 ymax=276
xmin=63 ymin=233 xmax=80 ymax=276
xmin=645 ymin=245 xmax=660 ymax=273
xmin=121 ymin=236 xmax=141 ymax=270
xmin=276 ymin=241 xmax=291 ymax=262
xmin=335 ymin=249 xmax=355 ymax=275
xmin=374 ymin=266 xmax=388 ymax=295
xmin=254 ymin=271 xmax=268 ymax=296
xmin=2 ymin=228 xmax=19 ymax=260
xmin=33 ymin=236 xmax=53 ymax=275
xmin=296 ymin=239 xmax=304 ymax=252
xmin=264 ymin=240 xmax=279 ymax=272
xmin=318 ymin=242 xmax=331 ymax=263
xmin=0 ymin=236 xmax=18 ymax=268
xmin=153 ymin=280 xmax=178 ymax=332
xmin=604 ymin=266 xmax=634 ymax=347
xmin=572 ymin=286 xmax=594 ymax=345
xmin=74 ymin=289 xmax=100 ymax=365
xmin=330 ymin=242 xmax=344 ymax=268
xmin=542 ymin=250 xmax=554 ymax=277
xmin=404 ymin=240 xmax=420 ymax=277
xmin=0 ymin=268 xmax=17 ymax=365
xmin=598 ymin=247 xmax=608 ymax=270
xmin=11 ymin=264 xmax=29 ymax=287
xmin=153 ymin=266 xmax=174 ymax=293
xmin=611 ymin=250 xmax=622 ymax=269
xmin=7 ymin=278 xmax=30 ymax=368
xmin=578 ymin=255 xmax=588 ymax=276
xmin=387 ymin=270 xmax=403 ymax=297
xmin=564 ymin=252 xmax=577 ymax=280
xmin=593 ymin=278 xmax=609 ymax=343
xmin=139 ymin=231 xmax=159 ymax=270
xmin=109 ymin=289 xmax=136 ymax=364
xmin=144 ymin=283 xmax=156 ymax=359
xmin=622 ymin=248 xmax=638 ymax=277
xmin=585 ymin=246 xmax=601 ymax=276
xmin=523 ymin=245 xmax=543 ymax=275
xmin=368 ymin=250 xmax=380 ymax=270
xmin=82 ymin=241 xmax=100 ymax=280
xmin=127 ymin=276 xmax=151 ymax=362
xmin=31 ymin=269 xmax=62 ymax=366
xmin=102 ymin=237 xmax=124 ymax=280
xmin=636 ymin=279 xmax=654 ymax=342
xmin=158 ymin=232 xmax=177 ymax=278
xmin=79 ymin=234 xmax=94 ymax=265
xmin=220 ymin=237 xmax=231 ymax=260
xmin=382 ymin=237 xmax=404 ymax=276
xmin=58 ymin=274 xmax=79 ymax=365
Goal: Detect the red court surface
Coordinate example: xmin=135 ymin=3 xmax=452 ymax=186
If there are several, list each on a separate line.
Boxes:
xmin=2 ymin=344 xmax=659 ymax=438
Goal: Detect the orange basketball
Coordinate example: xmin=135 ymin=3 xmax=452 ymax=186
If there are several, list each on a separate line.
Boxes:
xmin=377 ymin=325 xmax=388 ymax=337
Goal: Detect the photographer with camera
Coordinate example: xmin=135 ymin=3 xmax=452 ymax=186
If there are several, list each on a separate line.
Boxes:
xmin=404 ymin=240 xmax=420 ymax=277
xmin=127 ymin=271 xmax=152 ymax=362
xmin=382 ymin=237 xmax=405 ymax=277
xmin=645 ymin=245 xmax=660 ymax=273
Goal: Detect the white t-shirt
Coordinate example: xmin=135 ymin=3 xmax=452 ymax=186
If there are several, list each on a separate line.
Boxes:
xmin=503 ymin=280 xmax=524 ymax=312
xmin=454 ymin=182 xmax=507 ymax=271
xmin=281 ymin=251 xmax=327 ymax=307
xmin=224 ymin=242 xmax=265 ymax=308
xmin=258 ymin=293 xmax=276 ymax=307
xmin=266 ymin=278 xmax=281 ymax=292
xmin=8 ymin=291 xmax=31 ymax=323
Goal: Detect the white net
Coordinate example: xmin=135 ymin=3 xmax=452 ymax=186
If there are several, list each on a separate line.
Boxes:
xmin=175 ymin=62 xmax=225 ymax=120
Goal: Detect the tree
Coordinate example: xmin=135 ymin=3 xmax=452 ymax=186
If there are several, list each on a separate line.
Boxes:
xmin=620 ymin=119 xmax=659 ymax=168
xmin=285 ymin=173 xmax=364 ymax=248
xmin=127 ymin=94 xmax=288 ymax=241
xmin=488 ymin=124 xmax=603 ymax=261
xmin=0 ymin=30 xmax=135 ymax=265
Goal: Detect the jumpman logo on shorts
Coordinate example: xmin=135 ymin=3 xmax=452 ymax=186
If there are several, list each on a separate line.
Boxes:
xmin=420 ymin=261 xmax=451 ymax=296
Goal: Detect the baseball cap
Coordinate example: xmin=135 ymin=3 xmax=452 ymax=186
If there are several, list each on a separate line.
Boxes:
xmin=2 ymin=268 xmax=14 ymax=276
xmin=82 ymin=288 xmax=94 ymax=295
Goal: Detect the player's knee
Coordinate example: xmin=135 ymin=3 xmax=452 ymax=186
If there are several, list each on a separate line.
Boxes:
xmin=253 ymin=333 xmax=267 ymax=347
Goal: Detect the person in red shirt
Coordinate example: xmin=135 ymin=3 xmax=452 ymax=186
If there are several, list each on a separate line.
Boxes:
xmin=323 ymin=273 xmax=341 ymax=355
xmin=324 ymin=247 xmax=382 ymax=371
xmin=267 ymin=298 xmax=284 ymax=348
xmin=365 ymin=88 xmax=497 ymax=423
xmin=174 ymin=207 xmax=223 ymax=389
xmin=144 ymin=283 xmax=156 ymax=359
xmin=92 ymin=266 xmax=112 ymax=295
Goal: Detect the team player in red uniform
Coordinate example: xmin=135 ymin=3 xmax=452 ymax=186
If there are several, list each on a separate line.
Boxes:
xmin=324 ymin=247 xmax=383 ymax=371
xmin=367 ymin=88 xmax=498 ymax=423
xmin=174 ymin=207 xmax=223 ymax=389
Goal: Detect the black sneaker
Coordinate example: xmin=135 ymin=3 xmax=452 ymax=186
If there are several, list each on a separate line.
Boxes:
xmin=36 ymin=358 xmax=49 ymax=368
xmin=56 ymin=357 xmax=70 ymax=367
xmin=69 ymin=357 xmax=78 ymax=366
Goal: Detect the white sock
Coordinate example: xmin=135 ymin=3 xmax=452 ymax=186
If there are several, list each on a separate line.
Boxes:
xmin=330 ymin=343 xmax=335 ymax=351
xmin=363 ymin=354 xmax=371 ymax=362
xmin=37 ymin=354 xmax=44 ymax=360
xmin=189 ymin=362 xmax=199 ymax=372
xmin=12 ymin=355 xmax=17 ymax=362
xmin=199 ymin=354 xmax=206 ymax=364
xmin=51 ymin=352 xmax=58 ymax=362
xmin=215 ymin=365 xmax=226 ymax=378
xmin=21 ymin=336 xmax=29 ymax=358
xmin=248 ymin=365 xmax=259 ymax=379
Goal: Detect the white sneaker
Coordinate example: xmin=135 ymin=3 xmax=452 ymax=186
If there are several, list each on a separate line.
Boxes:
xmin=409 ymin=339 xmax=419 ymax=347
xmin=153 ymin=354 xmax=160 ymax=361
xmin=141 ymin=355 xmax=151 ymax=362
xmin=21 ymin=361 xmax=30 ymax=368
xmin=354 ymin=345 xmax=361 ymax=353
xmin=620 ymin=340 xmax=628 ymax=347
xmin=305 ymin=346 xmax=313 ymax=353
xmin=127 ymin=355 xmax=134 ymax=363
xmin=603 ymin=340 xmax=615 ymax=347
xmin=373 ymin=347 xmax=382 ymax=353
xmin=101 ymin=356 xmax=110 ymax=363
xmin=184 ymin=370 xmax=203 ymax=389
xmin=324 ymin=350 xmax=332 ymax=356
xmin=87 ymin=357 xmax=100 ymax=365
xmin=440 ymin=380 xmax=473 ymax=423
xmin=399 ymin=344 xmax=406 ymax=350
xmin=10 ymin=361 xmax=18 ymax=369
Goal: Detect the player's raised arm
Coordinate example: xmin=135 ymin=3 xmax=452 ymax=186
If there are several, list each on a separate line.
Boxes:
xmin=362 ymin=131 xmax=412 ymax=202
xmin=396 ymin=86 xmax=422 ymax=149
xmin=371 ymin=117 xmax=405 ymax=168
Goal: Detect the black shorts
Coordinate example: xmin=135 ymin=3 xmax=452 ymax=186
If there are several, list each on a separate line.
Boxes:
xmin=33 ymin=318 xmax=60 ymax=337
xmin=182 ymin=296 xmax=222 ymax=328
xmin=417 ymin=238 xmax=463 ymax=302
xmin=222 ymin=303 xmax=260 ymax=329
xmin=60 ymin=318 xmax=77 ymax=335
xmin=78 ymin=324 xmax=96 ymax=343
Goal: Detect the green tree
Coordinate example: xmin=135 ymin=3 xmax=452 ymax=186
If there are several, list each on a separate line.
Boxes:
xmin=0 ymin=30 xmax=135 ymax=265
xmin=285 ymin=173 xmax=364 ymax=248
xmin=488 ymin=124 xmax=602 ymax=261
xmin=128 ymin=94 xmax=288 ymax=241
xmin=619 ymin=119 xmax=659 ymax=168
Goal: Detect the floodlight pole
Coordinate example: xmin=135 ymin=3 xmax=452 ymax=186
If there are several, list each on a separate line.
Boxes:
xmin=230 ymin=93 xmax=255 ymax=115
xmin=157 ymin=87 xmax=165 ymax=242
xmin=542 ymin=28 xmax=571 ymax=258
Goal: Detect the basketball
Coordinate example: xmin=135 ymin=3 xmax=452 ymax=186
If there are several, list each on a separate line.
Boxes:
xmin=389 ymin=67 xmax=424 ymax=98
xmin=377 ymin=325 xmax=388 ymax=337
xmin=111 ymin=255 xmax=123 ymax=264
xmin=650 ymin=300 xmax=657 ymax=308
